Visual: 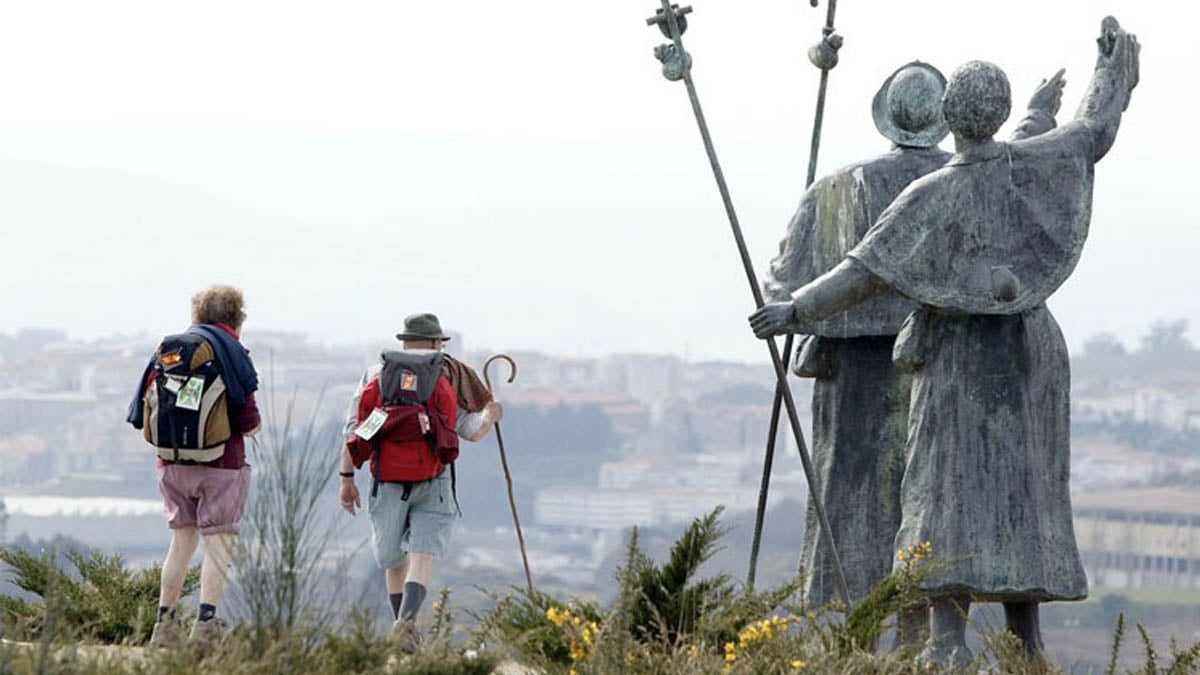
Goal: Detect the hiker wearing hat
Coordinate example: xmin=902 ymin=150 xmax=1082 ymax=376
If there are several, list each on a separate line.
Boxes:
xmin=338 ymin=313 xmax=501 ymax=654
xmin=760 ymin=61 xmax=1064 ymax=643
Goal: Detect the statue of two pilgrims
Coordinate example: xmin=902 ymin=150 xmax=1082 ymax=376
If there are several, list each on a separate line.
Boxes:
xmin=753 ymin=18 xmax=1140 ymax=668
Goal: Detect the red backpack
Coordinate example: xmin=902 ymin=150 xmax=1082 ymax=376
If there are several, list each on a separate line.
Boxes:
xmin=348 ymin=351 xmax=458 ymax=492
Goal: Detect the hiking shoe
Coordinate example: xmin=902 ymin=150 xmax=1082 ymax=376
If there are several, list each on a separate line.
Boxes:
xmin=148 ymin=617 xmax=185 ymax=648
xmin=390 ymin=619 xmax=422 ymax=654
xmin=188 ymin=617 xmax=224 ymax=651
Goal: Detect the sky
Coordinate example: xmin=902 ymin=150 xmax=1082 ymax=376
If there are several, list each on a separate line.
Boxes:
xmin=0 ymin=1 xmax=1195 ymax=362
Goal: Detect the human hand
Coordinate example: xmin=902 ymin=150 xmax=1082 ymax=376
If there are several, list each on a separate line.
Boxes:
xmin=748 ymin=302 xmax=797 ymax=339
xmin=1028 ymin=68 xmax=1066 ymax=116
xmin=482 ymin=401 xmax=504 ymax=424
xmin=340 ymin=479 xmax=361 ymax=516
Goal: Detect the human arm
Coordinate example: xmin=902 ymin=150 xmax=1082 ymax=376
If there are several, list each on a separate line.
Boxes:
xmin=457 ymin=401 xmax=504 ymax=442
xmin=338 ymin=367 xmax=375 ymax=516
xmin=1074 ymin=17 xmax=1140 ymax=161
xmin=233 ymin=392 xmax=261 ymax=436
xmin=749 ymin=258 xmax=890 ymax=338
xmin=339 ymin=444 xmax=360 ymax=516
xmin=341 ymin=367 xmax=373 ymax=445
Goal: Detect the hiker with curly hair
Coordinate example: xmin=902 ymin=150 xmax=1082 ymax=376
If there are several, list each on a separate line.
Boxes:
xmin=127 ymin=284 xmax=261 ymax=649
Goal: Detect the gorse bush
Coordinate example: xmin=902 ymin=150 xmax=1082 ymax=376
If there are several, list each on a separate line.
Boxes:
xmin=0 ymin=618 xmax=500 ymax=675
xmin=472 ymin=585 xmax=603 ymax=667
xmin=0 ymin=545 xmax=199 ymax=645
xmin=5 ymin=506 xmax=1200 ymax=673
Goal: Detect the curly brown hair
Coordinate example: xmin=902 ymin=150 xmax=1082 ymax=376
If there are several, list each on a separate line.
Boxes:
xmin=191 ymin=285 xmax=247 ymax=331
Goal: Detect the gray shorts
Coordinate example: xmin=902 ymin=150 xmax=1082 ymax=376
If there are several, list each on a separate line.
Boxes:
xmin=367 ymin=476 xmax=457 ymax=570
xmin=157 ymin=464 xmax=251 ymax=535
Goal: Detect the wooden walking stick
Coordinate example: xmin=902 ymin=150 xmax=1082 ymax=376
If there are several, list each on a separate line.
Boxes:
xmin=645 ymin=1 xmax=852 ymax=610
xmin=483 ymin=353 xmax=534 ymax=594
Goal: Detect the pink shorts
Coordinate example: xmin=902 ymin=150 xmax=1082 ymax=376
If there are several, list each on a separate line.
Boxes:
xmin=157 ymin=464 xmax=251 ymax=535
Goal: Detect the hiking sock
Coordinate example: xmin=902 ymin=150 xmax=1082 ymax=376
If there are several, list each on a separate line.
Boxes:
xmin=157 ymin=606 xmax=176 ymax=622
xmin=198 ymin=603 xmax=217 ymax=622
xmin=389 ymin=593 xmax=404 ymax=619
xmin=397 ymin=582 xmax=427 ymax=622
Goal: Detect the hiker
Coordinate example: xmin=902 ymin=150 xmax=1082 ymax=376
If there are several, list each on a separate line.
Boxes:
xmin=126 ymin=284 xmax=261 ymax=648
xmin=763 ymin=62 xmax=1065 ymax=645
xmin=751 ymin=20 xmax=1138 ymax=668
xmin=339 ymin=313 xmax=502 ymax=653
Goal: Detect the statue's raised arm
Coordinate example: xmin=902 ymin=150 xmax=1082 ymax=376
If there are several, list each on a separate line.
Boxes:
xmin=1076 ymin=16 xmax=1140 ymax=161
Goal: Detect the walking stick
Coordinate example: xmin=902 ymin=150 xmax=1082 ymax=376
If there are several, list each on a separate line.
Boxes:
xmin=645 ymin=1 xmax=852 ymax=610
xmin=747 ymin=0 xmax=844 ymax=591
xmin=483 ymin=354 xmax=534 ymax=594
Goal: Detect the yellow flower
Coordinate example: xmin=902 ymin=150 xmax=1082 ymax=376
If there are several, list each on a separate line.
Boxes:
xmin=790 ymin=660 xmax=806 ymax=670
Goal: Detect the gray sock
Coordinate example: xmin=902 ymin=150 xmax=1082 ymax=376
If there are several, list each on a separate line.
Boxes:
xmin=397 ymin=582 xmax=427 ymax=622
xmin=389 ymin=592 xmax=404 ymax=619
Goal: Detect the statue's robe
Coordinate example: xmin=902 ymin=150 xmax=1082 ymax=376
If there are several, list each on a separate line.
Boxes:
xmin=848 ymin=122 xmax=1093 ymax=601
xmin=764 ymin=145 xmax=949 ymax=607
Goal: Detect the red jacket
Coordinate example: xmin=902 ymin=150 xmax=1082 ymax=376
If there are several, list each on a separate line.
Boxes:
xmin=353 ymin=371 xmax=458 ymax=482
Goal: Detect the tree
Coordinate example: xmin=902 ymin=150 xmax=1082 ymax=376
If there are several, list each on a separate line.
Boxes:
xmin=1139 ymin=319 xmax=1193 ymax=355
xmin=1082 ymin=332 xmax=1127 ymax=358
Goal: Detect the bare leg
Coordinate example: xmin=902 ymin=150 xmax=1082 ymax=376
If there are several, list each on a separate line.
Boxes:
xmin=386 ymin=561 xmax=411 ymax=594
xmin=922 ymin=594 xmax=973 ymax=670
xmin=404 ymin=552 xmax=435 ymax=588
xmin=391 ymin=553 xmax=435 ymax=654
xmin=1003 ymin=601 xmax=1044 ymax=658
xmin=199 ymin=532 xmax=237 ymax=607
xmin=396 ymin=552 xmax=435 ymax=622
xmin=159 ymin=527 xmax=200 ymax=610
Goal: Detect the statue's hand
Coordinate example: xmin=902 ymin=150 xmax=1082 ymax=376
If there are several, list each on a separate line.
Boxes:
xmin=1028 ymin=68 xmax=1066 ymax=116
xmin=749 ymin=302 xmax=796 ymax=339
xmin=1097 ymin=18 xmax=1140 ymax=100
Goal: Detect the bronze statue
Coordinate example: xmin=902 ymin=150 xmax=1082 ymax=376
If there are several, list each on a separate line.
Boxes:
xmin=763 ymin=61 xmax=952 ymax=624
xmin=766 ymin=60 xmax=1065 ymax=637
xmin=751 ymin=17 xmax=1139 ymax=668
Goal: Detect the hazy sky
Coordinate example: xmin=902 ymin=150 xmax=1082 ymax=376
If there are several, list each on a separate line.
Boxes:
xmin=0 ymin=1 xmax=1194 ymax=362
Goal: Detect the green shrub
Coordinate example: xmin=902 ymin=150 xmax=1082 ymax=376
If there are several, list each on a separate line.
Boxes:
xmin=0 ymin=545 xmax=199 ymax=644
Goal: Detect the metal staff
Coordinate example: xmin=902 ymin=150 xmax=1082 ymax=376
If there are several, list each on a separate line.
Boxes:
xmin=483 ymin=353 xmax=534 ymax=594
xmin=748 ymin=0 xmax=844 ymax=590
xmin=645 ymin=1 xmax=851 ymax=609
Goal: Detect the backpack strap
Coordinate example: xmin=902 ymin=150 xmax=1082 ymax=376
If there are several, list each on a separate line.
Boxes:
xmin=370 ymin=435 xmax=383 ymax=498
xmin=154 ymin=361 xmax=183 ymax=463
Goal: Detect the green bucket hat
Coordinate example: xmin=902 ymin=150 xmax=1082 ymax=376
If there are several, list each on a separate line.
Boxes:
xmin=395 ymin=313 xmax=452 ymax=342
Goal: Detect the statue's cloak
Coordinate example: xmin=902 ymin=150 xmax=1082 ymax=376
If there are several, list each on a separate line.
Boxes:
xmin=764 ymin=147 xmax=951 ymax=337
xmin=850 ymin=122 xmax=1096 ymax=314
